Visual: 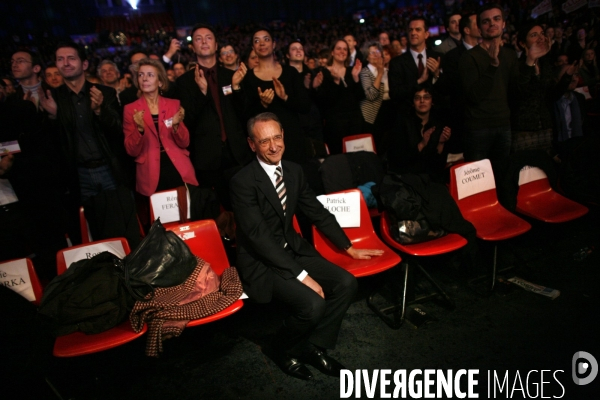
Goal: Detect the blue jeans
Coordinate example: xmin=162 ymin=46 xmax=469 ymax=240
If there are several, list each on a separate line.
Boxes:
xmin=78 ymin=164 xmax=117 ymax=202
xmin=464 ymin=125 xmax=511 ymax=178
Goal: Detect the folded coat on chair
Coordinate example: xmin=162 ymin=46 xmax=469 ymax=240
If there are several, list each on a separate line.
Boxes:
xmin=129 ymin=256 xmax=243 ymax=357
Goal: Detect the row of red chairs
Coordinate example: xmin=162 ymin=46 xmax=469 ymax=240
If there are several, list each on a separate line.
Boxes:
xmin=1 ymin=159 xmax=588 ymax=358
xmin=1 ymin=219 xmax=243 ymax=358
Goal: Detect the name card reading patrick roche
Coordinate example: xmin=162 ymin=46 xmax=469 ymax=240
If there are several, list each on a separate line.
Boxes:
xmin=316 ymin=191 xmax=360 ymax=228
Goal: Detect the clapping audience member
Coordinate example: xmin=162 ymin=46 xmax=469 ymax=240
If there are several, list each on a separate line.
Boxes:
xmin=359 ymin=42 xmax=391 ymax=150
xmin=124 ymin=58 xmax=198 ymax=197
xmin=512 ymin=22 xmax=571 ymax=154
xmin=286 ymin=41 xmax=325 ymax=148
xmin=388 ymin=85 xmax=451 ymax=182
xmin=176 ymin=23 xmax=251 ymax=210
xmin=40 ymin=42 xmax=140 ymax=246
xmin=240 ymin=29 xmax=313 ymax=163
xmin=578 ymin=48 xmax=600 ymax=88
xmin=389 ymin=16 xmax=442 ymax=110
xmin=312 ymin=39 xmax=365 ymax=154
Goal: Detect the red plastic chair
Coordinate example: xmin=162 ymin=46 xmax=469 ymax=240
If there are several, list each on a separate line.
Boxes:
xmin=0 ymin=258 xmax=43 ymax=306
xmin=167 ymin=219 xmax=244 ymax=327
xmin=375 ymin=212 xmax=467 ymax=328
xmin=516 ymin=166 xmax=588 ymax=223
xmin=449 ymin=159 xmax=531 ymax=290
xmin=53 ymin=238 xmax=147 ymax=357
xmin=342 ymin=133 xmax=376 ymax=154
xmin=312 ymin=189 xmax=401 ymax=278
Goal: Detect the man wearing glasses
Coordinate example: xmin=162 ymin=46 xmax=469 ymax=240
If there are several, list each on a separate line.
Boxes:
xmin=219 ymin=45 xmax=240 ymax=71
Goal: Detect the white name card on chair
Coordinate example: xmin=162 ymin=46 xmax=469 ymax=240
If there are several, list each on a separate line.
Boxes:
xmin=62 ymin=240 xmax=126 ymax=268
xmin=0 ymin=259 xmax=35 ymax=301
xmin=316 ymin=191 xmax=360 ymax=228
xmin=518 ymin=166 xmax=547 ymax=186
xmin=150 ymin=189 xmax=191 ymax=223
xmin=344 ymin=137 xmax=374 ymax=153
xmin=454 ymin=159 xmax=496 ymax=200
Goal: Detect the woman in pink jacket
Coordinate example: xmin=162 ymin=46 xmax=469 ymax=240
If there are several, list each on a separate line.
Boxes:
xmin=124 ymin=58 xmax=198 ymax=196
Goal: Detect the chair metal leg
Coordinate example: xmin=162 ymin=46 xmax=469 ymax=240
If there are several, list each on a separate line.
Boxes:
xmin=416 ymin=264 xmax=455 ymax=310
xmin=367 ymin=263 xmax=408 ymax=330
xmin=366 ymin=257 xmax=455 ymax=329
xmin=491 ymin=244 xmax=498 ymax=291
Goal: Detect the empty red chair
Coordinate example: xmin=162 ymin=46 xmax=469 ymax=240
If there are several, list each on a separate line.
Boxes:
xmin=167 ymin=219 xmax=244 ymax=326
xmin=516 ymin=166 xmax=588 ymax=223
xmin=53 ymin=238 xmax=147 ymax=357
xmin=0 ymin=258 xmax=43 ymax=306
xmin=449 ymin=159 xmax=531 ymax=290
xmin=375 ymin=212 xmax=467 ymax=328
xmin=342 ymin=133 xmax=376 ymax=154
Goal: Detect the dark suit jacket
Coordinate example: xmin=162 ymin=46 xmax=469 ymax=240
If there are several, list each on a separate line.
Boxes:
xmin=176 ymin=66 xmax=251 ymax=171
xmin=388 ymin=48 xmax=442 ymax=108
xmin=53 ymin=81 xmax=129 ymax=201
xmin=230 ymin=158 xmax=351 ymax=303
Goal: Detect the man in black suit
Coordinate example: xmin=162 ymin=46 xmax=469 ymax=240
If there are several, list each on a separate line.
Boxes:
xmin=177 ymin=23 xmax=252 ymax=210
xmin=40 ymin=42 xmax=138 ymax=246
xmin=389 ymin=16 xmax=442 ymax=109
xmin=436 ymin=12 xmax=481 ymax=153
xmin=230 ymin=112 xmax=382 ymax=380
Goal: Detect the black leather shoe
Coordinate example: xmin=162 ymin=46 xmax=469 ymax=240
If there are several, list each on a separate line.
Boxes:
xmin=299 ymin=348 xmax=346 ymax=377
xmin=262 ymin=347 xmax=313 ymax=380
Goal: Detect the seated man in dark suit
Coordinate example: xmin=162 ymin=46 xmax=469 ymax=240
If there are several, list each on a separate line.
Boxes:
xmin=230 ymin=112 xmax=382 ymax=380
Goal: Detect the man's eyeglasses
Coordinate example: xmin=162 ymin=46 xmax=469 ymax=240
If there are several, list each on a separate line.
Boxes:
xmin=220 ymin=50 xmax=235 ymax=56
xmin=255 ymin=135 xmax=283 ymax=147
xmin=10 ymin=59 xmax=32 ymax=65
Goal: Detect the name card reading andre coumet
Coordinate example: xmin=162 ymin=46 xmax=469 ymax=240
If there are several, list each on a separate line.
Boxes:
xmin=317 ymin=191 xmax=360 ymax=228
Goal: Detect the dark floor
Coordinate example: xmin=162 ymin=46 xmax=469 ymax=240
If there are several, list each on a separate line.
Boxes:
xmin=11 ymin=208 xmax=600 ymax=400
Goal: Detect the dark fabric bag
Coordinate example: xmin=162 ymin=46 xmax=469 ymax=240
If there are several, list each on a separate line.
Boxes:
xmin=122 ymin=218 xmax=197 ymax=301
xmin=39 ymin=252 xmax=130 ymax=336
xmin=374 ymin=174 xmax=446 ymax=245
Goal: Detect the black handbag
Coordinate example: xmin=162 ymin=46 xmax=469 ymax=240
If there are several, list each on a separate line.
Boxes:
xmin=121 ymin=218 xmax=197 ymax=301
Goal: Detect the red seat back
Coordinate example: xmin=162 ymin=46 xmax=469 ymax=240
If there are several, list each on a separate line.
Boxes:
xmin=167 ymin=220 xmax=229 ymax=276
xmin=342 ymin=133 xmax=376 ymax=154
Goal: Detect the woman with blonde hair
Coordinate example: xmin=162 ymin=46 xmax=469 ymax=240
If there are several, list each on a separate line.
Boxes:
xmin=123 ymin=58 xmax=198 ymax=197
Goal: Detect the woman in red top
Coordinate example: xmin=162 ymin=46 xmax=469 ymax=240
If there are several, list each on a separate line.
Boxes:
xmin=123 ymin=58 xmax=198 ymax=196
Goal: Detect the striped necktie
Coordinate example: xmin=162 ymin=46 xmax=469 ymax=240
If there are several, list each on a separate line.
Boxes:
xmin=275 ymin=166 xmax=287 ymax=215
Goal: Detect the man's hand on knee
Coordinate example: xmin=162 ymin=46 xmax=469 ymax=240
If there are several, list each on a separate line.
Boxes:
xmin=301 ymin=275 xmax=324 ymax=298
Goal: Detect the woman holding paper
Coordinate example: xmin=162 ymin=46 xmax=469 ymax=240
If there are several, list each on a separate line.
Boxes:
xmin=123 ymin=58 xmax=198 ymax=196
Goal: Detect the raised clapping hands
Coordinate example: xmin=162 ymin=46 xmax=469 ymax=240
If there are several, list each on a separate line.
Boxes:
xmin=232 ymin=62 xmax=247 ymax=89
xmin=258 ymin=87 xmax=275 ymax=108
xmin=351 ymin=59 xmax=362 ymax=82
xmin=312 ymin=71 xmax=324 ymax=89
xmin=194 ymin=66 xmax=208 ymax=95
xmin=133 ymin=109 xmax=145 ymax=132
xmin=272 ymin=77 xmax=288 ymax=101
xmin=421 ymin=126 xmax=436 ymax=147
xmin=482 ymin=38 xmax=501 ymax=67
xmin=439 ymin=126 xmax=451 ymax=144
xmin=38 ymin=87 xmax=57 ymax=117
xmin=172 ymin=106 xmax=185 ymax=126
xmin=426 ymin=57 xmax=441 ymax=78
xmin=90 ymin=86 xmax=104 ymax=115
